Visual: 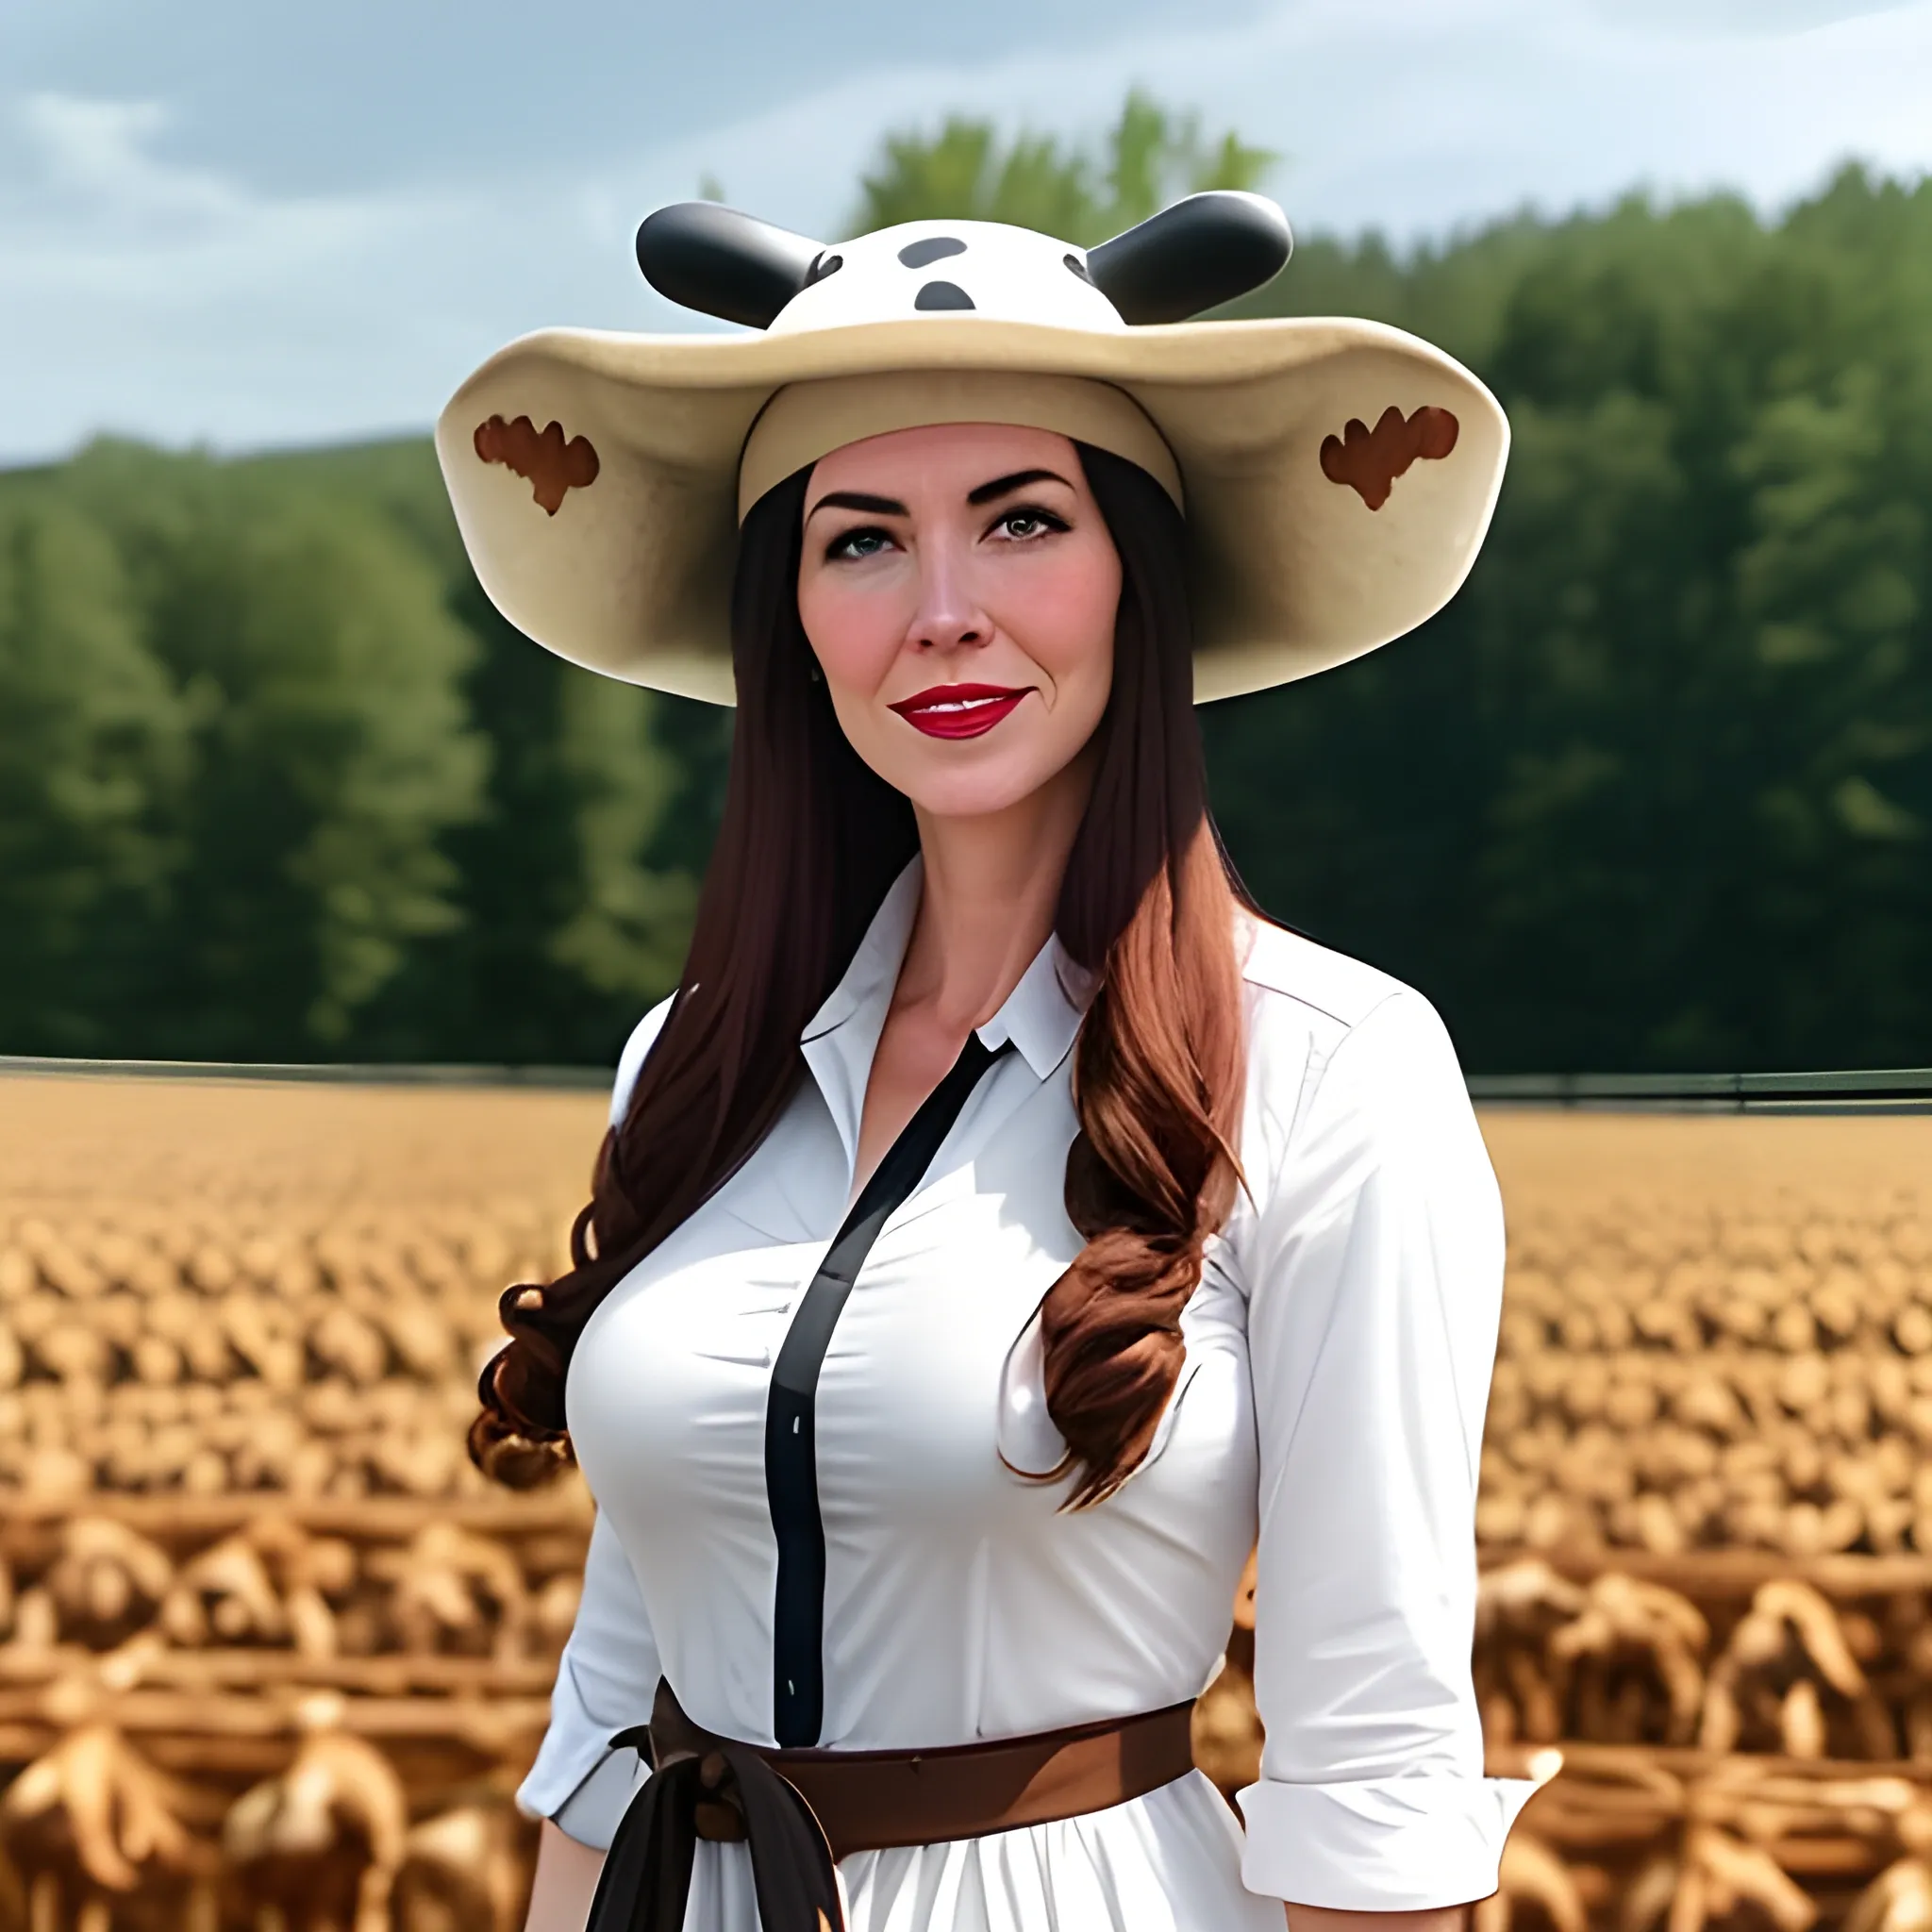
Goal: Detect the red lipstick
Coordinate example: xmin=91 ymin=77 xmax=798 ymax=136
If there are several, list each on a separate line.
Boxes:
xmin=888 ymin=682 xmax=1033 ymax=740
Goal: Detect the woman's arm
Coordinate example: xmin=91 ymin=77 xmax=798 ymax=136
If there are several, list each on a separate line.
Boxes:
xmin=521 ymin=998 xmax=676 ymax=1932
xmin=1287 ymin=1904 xmax=1468 ymax=1932
xmin=525 ymin=1820 xmax=608 ymax=1932
xmin=515 ymin=1510 xmax=661 ymax=1925
xmin=1234 ymin=985 xmax=1536 ymax=1910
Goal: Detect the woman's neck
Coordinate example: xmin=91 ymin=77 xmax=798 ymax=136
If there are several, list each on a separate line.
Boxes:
xmin=896 ymin=745 xmax=1095 ymax=1035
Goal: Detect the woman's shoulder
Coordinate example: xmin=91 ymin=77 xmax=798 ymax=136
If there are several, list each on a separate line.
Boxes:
xmin=1232 ymin=909 xmax=1472 ymax=1143
xmin=1224 ymin=913 xmax=1496 ymax=1274
xmin=608 ymin=991 xmax=678 ymax=1127
xmin=1235 ymin=908 xmax=1416 ymax=1035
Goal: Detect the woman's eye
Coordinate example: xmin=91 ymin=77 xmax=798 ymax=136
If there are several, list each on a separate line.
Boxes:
xmin=991 ymin=507 xmax=1068 ymax=542
xmin=826 ymin=525 xmax=892 ymax=561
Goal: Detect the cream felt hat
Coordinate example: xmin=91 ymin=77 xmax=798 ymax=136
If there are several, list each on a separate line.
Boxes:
xmin=435 ymin=192 xmax=1507 ymax=707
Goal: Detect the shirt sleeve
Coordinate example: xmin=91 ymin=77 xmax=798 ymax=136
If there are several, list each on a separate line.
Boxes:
xmin=516 ymin=996 xmax=678 ymax=1845
xmin=517 ymin=1507 xmax=662 ymax=1848
xmin=1232 ymin=988 xmax=1540 ymax=1910
xmin=610 ymin=992 xmax=677 ymax=1129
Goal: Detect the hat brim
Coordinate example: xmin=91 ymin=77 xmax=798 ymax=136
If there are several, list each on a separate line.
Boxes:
xmin=434 ymin=316 xmax=1508 ymax=706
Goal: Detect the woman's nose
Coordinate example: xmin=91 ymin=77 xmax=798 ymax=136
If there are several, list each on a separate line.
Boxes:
xmin=906 ymin=542 xmax=990 ymax=653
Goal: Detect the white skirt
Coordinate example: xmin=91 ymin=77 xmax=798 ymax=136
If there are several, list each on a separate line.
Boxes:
xmin=660 ymin=1772 xmax=1280 ymax=1932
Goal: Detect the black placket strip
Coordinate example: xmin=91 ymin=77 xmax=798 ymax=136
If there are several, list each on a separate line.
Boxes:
xmin=764 ymin=1031 xmax=1012 ymax=1747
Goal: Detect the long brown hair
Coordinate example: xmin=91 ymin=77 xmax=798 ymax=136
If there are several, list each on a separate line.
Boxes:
xmin=472 ymin=441 xmax=1252 ymax=1507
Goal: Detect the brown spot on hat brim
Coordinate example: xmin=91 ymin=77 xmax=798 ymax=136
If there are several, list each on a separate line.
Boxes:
xmin=474 ymin=414 xmax=600 ymax=515
xmin=1320 ymin=405 xmax=1459 ymax=511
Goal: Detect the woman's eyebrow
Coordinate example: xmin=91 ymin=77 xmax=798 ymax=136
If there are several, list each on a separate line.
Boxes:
xmin=967 ymin=468 xmax=1073 ymax=506
xmin=806 ymin=490 xmax=907 ymax=522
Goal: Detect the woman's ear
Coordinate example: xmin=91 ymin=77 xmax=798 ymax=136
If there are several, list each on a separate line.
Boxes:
xmin=635 ymin=202 xmax=827 ymax=329
xmin=1085 ymin=191 xmax=1292 ymax=325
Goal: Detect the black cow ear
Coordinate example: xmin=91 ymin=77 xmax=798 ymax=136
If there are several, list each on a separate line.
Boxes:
xmin=635 ymin=203 xmax=827 ymax=330
xmin=1085 ymin=191 xmax=1292 ymax=325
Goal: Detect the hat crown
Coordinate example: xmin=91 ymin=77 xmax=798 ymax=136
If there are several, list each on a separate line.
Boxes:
xmin=636 ymin=192 xmax=1293 ymax=333
xmin=765 ymin=219 xmax=1127 ymax=337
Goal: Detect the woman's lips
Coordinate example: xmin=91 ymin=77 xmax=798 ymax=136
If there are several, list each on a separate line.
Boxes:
xmin=887 ymin=683 xmax=1033 ymax=740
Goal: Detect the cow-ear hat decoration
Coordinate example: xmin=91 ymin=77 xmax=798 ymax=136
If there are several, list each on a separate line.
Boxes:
xmin=437 ymin=191 xmax=1508 ymax=706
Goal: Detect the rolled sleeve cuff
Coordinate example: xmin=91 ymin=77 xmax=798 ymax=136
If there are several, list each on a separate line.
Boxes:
xmin=1237 ymin=1772 xmax=1543 ymax=1910
xmin=514 ymin=1662 xmax=648 ymax=1851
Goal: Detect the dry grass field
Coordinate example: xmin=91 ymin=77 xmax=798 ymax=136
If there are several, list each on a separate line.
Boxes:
xmin=0 ymin=1072 xmax=608 ymax=1932
xmin=0 ymin=1074 xmax=599 ymax=1507
xmin=5 ymin=1073 xmax=1932 ymax=1931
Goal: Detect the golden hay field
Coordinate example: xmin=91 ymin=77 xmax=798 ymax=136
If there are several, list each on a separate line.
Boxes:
xmin=5 ymin=1073 xmax=1932 ymax=1932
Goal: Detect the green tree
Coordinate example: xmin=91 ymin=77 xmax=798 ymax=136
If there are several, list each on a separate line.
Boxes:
xmin=0 ymin=441 xmax=490 ymax=1056
xmin=0 ymin=497 xmax=190 ymax=1050
xmin=850 ymin=89 xmax=1274 ymax=244
xmin=1205 ymin=166 xmax=1932 ymax=1071
xmin=351 ymin=574 xmax=716 ymax=1069
xmin=0 ymin=434 xmax=722 ymax=1067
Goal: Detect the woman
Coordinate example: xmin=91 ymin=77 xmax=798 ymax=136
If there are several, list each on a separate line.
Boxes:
xmin=436 ymin=192 xmax=1538 ymax=1932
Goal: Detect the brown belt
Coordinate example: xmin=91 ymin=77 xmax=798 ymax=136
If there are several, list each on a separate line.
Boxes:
xmin=583 ymin=1677 xmax=1198 ymax=1932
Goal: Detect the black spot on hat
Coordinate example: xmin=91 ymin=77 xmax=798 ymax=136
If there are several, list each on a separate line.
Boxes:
xmin=899 ymin=236 xmax=966 ymax=268
xmin=914 ymin=280 xmax=974 ymax=311
xmin=803 ymin=250 xmax=843 ymax=286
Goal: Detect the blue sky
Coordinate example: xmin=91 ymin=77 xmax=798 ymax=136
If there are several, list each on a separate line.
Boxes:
xmin=4 ymin=0 xmax=1930 ymax=463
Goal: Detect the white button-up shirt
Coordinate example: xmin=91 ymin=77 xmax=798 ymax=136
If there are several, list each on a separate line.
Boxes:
xmin=521 ymin=855 xmax=1537 ymax=1929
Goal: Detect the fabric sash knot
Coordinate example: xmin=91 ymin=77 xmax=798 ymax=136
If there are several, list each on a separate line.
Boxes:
xmin=583 ymin=1684 xmax=842 ymax=1932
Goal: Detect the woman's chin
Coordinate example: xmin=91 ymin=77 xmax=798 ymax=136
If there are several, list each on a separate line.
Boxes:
xmin=891 ymin=762 xmax=1071 ymax=824
xmin=846 ymin=708 xmax=1103 ymax=823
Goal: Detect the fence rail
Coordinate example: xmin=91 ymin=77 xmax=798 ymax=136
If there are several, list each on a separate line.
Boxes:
xmin=0 ymin=1054 xmax=610 ymax=1090
xmin=1467 ymin=1068 xmax=1932 ymax=1113
xmin=9 ymin=1053 xmax=1932 ymax=1111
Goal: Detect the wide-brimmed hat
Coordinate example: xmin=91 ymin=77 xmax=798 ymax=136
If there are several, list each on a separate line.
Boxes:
xmin=436 ymin=192 xmax=1507 ymax=706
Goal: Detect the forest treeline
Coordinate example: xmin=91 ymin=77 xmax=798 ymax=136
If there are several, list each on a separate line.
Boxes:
xmin=2 ymin=103 xmax=1928 ymax=1073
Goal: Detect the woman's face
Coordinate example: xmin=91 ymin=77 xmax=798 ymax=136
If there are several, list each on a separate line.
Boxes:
xmin=795 ymin=423 xmax=1122 ymax=820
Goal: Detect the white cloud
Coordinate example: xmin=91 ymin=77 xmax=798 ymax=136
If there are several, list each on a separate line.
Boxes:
xmin=1583 ymin=0 xmax=1919 ymax=35
xmin=2 ymin=93 xmax=469 ymax=447
xmin=2 ymin=0 xmax=1929 ymax=464
xmin=23 ymin=95 xmax=185 ymax=201
xmin=6 ymin=92 xmax=426 ymax=304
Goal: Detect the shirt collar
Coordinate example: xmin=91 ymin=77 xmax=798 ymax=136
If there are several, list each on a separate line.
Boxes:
xmin=799 ymin=854 xmax=1093 ymax=1169
xmin=971 ymin=921 xmax=1093 ymax=1079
